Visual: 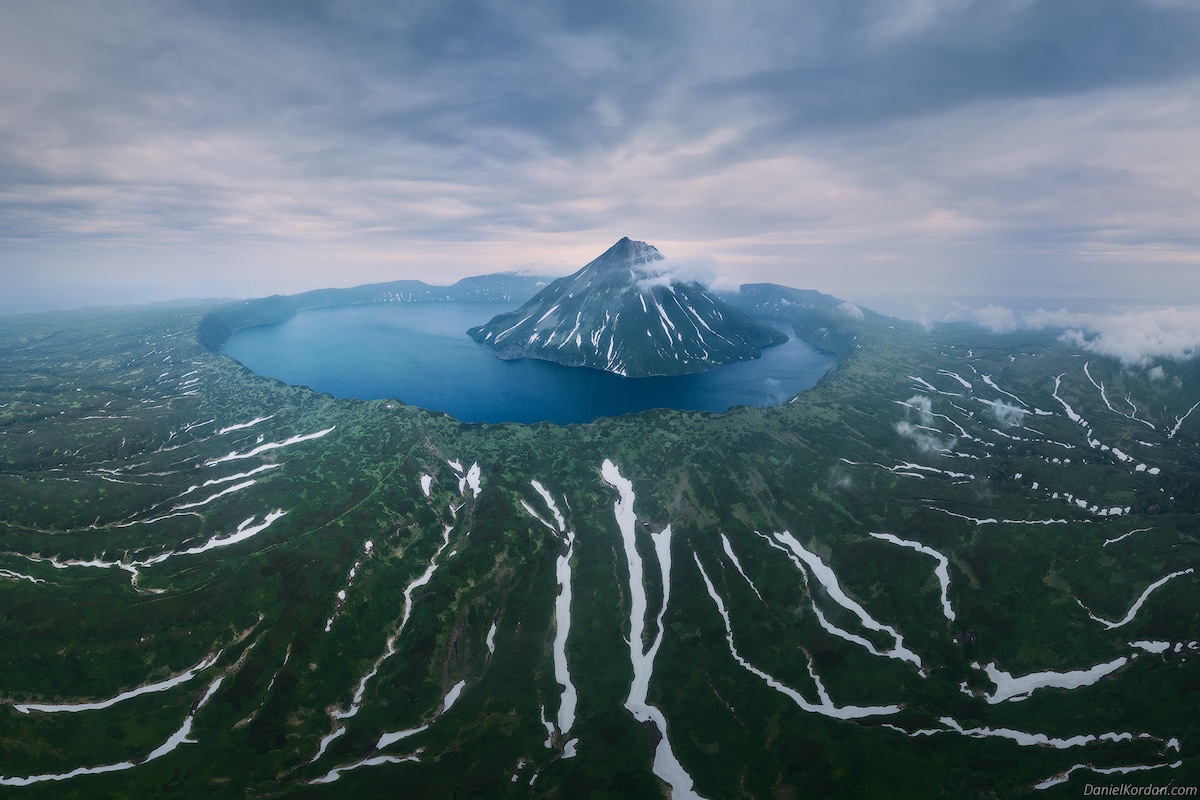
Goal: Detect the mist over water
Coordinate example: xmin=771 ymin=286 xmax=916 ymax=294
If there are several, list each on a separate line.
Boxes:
xmin=222 ymin=303 xmax=835 ymax=424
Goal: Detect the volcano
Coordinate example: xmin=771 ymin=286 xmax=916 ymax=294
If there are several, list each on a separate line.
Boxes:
xmin=467 ymin=238 xmax=788 ymax=377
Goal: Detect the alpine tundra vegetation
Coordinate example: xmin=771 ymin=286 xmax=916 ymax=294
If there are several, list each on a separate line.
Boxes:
xmin=0 ymin=274 xmax=1197 ymax=800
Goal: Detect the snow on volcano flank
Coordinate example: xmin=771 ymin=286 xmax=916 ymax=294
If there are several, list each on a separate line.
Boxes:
xmin=467 ymin=237 xmax=788 ymax=377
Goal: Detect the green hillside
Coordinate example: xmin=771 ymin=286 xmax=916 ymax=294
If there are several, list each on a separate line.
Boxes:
xmin=0 ymin=292 xmax=1197 ymax=799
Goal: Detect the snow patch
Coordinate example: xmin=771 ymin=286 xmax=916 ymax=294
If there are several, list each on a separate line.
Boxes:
xmin=602 ymin=460 xmax=705 ymax=800
xmin=976 ymin=658 xmax=1127 ymax=704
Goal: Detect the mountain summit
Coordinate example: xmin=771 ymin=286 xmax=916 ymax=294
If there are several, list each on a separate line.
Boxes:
xmin=467 ymin=238 xmax=788 ymax=377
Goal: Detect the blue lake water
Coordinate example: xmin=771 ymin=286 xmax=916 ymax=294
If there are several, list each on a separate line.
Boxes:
xmin=222 ymin=302 xmax=835 ymax=425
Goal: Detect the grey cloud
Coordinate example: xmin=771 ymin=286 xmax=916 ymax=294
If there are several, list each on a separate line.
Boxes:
xmin=709 ymin=0 xmax=1200 ymax=135
xmin=3 ymin=0 xmax=1200 ymax=310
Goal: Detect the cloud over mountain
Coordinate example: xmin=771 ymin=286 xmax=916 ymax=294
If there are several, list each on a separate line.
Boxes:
xmin=634 ymin=254 xmax=725 ymax=292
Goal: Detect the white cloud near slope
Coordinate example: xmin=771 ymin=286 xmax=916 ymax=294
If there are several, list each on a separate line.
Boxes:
xmin=897 ymin=395 xmax=958 ymax=453
xmin=635 ymin=254 xmax=727 ymax=291
xmin=966 ymin=305 xmax=1200 ymax=365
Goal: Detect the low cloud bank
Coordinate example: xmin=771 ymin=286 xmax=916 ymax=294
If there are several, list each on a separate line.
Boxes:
xmin=963 ymin=305 xmax=1200 ymax=366
xmin=969 ymin=305 xmax=1020 ymax=334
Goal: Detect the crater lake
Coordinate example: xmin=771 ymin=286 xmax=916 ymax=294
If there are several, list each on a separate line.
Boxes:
xmin=221 ymin=302 xmax=836 ymax=425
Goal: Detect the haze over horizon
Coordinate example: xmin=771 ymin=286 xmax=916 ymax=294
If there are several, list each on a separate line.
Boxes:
xmin=3 ymin=1 xmax=1200 ymax=322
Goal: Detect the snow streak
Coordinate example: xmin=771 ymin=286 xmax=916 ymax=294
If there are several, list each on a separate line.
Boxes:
xmin=602 ymin=460 xmax=705 ymax=800
xmin=694 ymin=553 xmax=900 ymax=720
xmin=1077 ymin=569 xmax=1194 ymax=630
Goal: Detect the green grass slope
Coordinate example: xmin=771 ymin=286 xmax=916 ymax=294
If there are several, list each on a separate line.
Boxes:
xmin=0 ymin=296 xmax=1196 ymax=799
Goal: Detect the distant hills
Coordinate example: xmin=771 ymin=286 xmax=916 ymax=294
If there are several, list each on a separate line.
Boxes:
xmin=196 ymin=273 xmax=550 ymax=351
xmin=468 ymin=238 xmax=789 ymax=377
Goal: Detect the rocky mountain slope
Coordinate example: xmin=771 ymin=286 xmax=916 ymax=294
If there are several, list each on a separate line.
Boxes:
xmin=467 ymin=238 xmax=788 ymax=377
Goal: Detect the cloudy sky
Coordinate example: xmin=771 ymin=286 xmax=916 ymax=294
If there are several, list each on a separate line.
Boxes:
xmin=3 ymin=0 xmax=1200 ymax=317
